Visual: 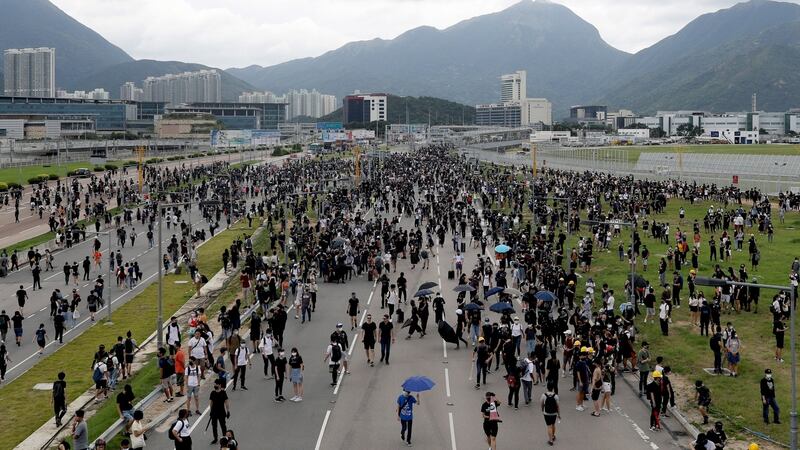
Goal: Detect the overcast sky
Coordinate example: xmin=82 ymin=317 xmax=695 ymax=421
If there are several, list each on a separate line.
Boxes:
xmin=49 ymin=0 xmax=794 ymax=69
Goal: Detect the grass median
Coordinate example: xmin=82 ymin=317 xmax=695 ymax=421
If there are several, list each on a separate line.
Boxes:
xmin=551 ymin=199 xmax=797 ymax=444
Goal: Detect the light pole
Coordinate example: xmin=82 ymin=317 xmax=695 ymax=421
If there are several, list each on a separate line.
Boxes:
xmin=694 ymin=276 xmax=797 ymax=450
xmin=155 ymin=199 xmax=192 ymax=349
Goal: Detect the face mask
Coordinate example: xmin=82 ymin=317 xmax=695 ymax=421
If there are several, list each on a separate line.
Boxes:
xmin=291 ymin=352 xmax=297 ymax=356
xmin=279 ymin=352 xmax=285 ymax=357
xmin=766 ymin=374 xmax=772 ymax=380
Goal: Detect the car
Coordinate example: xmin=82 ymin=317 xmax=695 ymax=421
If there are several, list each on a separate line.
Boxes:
xmin=74 ymin=168 xmax=91 ymax=178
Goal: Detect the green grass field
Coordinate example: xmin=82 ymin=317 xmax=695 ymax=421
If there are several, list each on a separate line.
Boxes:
xmin=522 ymin=196 xmax=798 ymax=445
xmin=603 ymin=144 xmax=800 ymax=164
xmin=0 ymin=160 xmax=134 ymax=186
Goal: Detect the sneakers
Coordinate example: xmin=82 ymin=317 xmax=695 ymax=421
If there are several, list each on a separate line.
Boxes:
xmin=290 ymin=395 xmax=298 ymax=401
xmin=576 ymin=405 xmax=585 ymax=411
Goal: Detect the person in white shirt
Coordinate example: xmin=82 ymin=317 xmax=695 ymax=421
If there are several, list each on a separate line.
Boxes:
xmin=129 ymin=410 xmax=148 ymax=449
xmin=170 ymin=409 xmax=192 ymax=447
xmin=520 ymin=357 xmax=534 ymax=405
xmin=187 ymin=330 xmax=208 ymax=379
xmin=605 ymin=291 xmax=616 ymax=316
xmin=184 ymin=357 xmax=201 ymax=415
xmin=232 ymin=341 xmax=251 ymax=390
xmin=260 ymin=331 xmax=275 ymax=379
xmin=166 ymin=317 xmax=181 ymax=354
xmin=511 ymin=317 xmax=524 ymax=356
xmin=659 ymin=299 xmax=670 ymax=336
xmin=387 ymin=286 xmax=398 ymax=318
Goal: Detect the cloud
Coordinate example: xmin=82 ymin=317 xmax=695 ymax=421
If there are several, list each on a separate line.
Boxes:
xmin=48 ymin=0 xmax=798 ymax=68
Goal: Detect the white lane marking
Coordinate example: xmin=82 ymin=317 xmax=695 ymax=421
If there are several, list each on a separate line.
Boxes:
xmin=367 ymin=290 xmax=373 ymax=306
xmin=444 ymin=367 xmax=451 ymax=398
xmin=314 ymin=410 xmax=332 ymax=450
xmin=5 ymin=271 xmax=157 ymax=375
xmin=614 ymin=406 xmax=659 ymax=449
xmin=442 ymin=339 xmax=447 ymax=359
xmin=448 ymin=412 xmax=457 ymax=450
xmin=347 ymin=335 xmax=358 ymax=357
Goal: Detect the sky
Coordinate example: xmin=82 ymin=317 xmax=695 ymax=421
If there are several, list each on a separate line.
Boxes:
xmin=49 ymin=0 xmax=795 ymax=69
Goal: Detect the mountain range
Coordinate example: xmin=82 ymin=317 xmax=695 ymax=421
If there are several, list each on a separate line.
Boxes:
xmin=2 ymin=0 xmax=800 ymax=116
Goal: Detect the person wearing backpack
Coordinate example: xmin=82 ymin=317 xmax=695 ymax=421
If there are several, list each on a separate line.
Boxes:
xmin=232 ymin=341 xmax=251 ymax=391
xmin=324 ymin=337 xmax=343 ymax=386
xmin=541 ymin=382 xmax=561 ymax=446
xmin=93 ymin=358 xmax=108 ymax=402
xmin=51 ymin=371 xmax=67 ymax=426
xmin=169 ymin=408 xmax=192 ymax=449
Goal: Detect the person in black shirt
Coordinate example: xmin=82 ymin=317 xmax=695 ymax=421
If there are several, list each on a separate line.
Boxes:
xmin=11 ymin=311 xmax=24 ymax=346
xmin=52 ymin=371 xmax=67 ymax=426
xmin=378 ymin=314 xmax=394 ymax=364
xmin=273 ymin=349 xmax=287 ymax=401
xmin=760 ymin=368 xmax=780 ymax=424
xmin=432 ymin=294 xmax=445 ymax=324
xmin=773 ymin=319 xmax=785 ymax=363
xmin=709 ymin=327 xmax=723 ymax=374
xmin=706 ymin=422 xmax=727 ymax=449
xmin=396 ymin=273 xmax=407 ymax=303
xmin=116 ymin=384 xmax=135 ymax=433
xmin=15 ymin=286 xmax=27 ymax=315
xmin=360 ymin=315 xmax=377 ymax=366
xmin=209 ymin=380 xmax=230 ymax=444
xmin=647 ymin=371 xmax=663 ymax=431
xmin=347 ymin=293 xmax=359 ymax=331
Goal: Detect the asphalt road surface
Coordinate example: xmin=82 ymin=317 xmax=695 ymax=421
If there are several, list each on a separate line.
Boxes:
xmin=0 ymin=154 xmax=283 ymax=385
xmin=144 ymin=206 xmax=688 ymax=450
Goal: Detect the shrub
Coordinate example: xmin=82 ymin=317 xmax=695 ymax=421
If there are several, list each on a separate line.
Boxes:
xmin=66 ymin=170 xmax=78 ymax=176
xmin=104 ymin=164 xmax=118 ymax=171
xmin=7 ymin=182 xmax=21 ymax=189
xmin=145 ymin=158 xmax=163 ymax=164
xmin=27 ymin=176 xmax=44 ymax=184
xmin=48 ymin=174 xmax=60 ymax=180
xmin=93 ymin=166 xmax=105 ymax=172
xmin=0 ymin=182 xmax=8 ymax=191
xmin=122 ymin=161 xmax=138 ymax=167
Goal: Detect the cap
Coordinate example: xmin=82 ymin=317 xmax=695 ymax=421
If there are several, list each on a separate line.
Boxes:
xmin=652 ymin=370 xmax=662 ymax=378
xmin=564 ymin=330 xmax=572 ymax=335
xmin=765 ymin=368 xmax=772 ymax=374
xmin=336 ymin=323 xmax=343 ymax=328
xmin=642 ymin=341 xmax=649 ymax=347
xmin=568 ymin=280 xmax=574 ymax=285
xmin=690 ymin=269 xmax=696 ymax=274
xmin=478 ymin=336 xmax=485 ymax=342
xmin=456 ymin=309 xmax=463 ymax=315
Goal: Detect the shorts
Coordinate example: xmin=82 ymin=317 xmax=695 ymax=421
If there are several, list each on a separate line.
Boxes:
xmin=483 ymin=421 xmax=498 ymax=437
xmin=591 ymin=389 xmax=601 ymax=401
xmin=602 ymin=382 xmax=612 ymax=393
xmin=96 ymin=379 xmax=107 ymax=389
xmin=125 ymin=354 xmax=134 ymax=364
xmin=222 ymin=328 xmax=233 ymax=340
xmin=721 ymin=294 xmax=731 ymax=304
xmin=122 ymin=409 xmax=134 ymax=422
xmin=14 ymin=328 xmax=22 ymax=337
xmin=160 ymin=378 xmax=171 ymax=390
xmin=544 ymin=414 xmax=557 ymax=426
xmin=647 ymin=308 xmax=655 ymax=316
xmin=175 ymin=373 xmax=185 ymax=387
xmin=290 ymin=368 xmax=303 ymax=384
xmin=364 ymin=341 xmax=375 ymax=350
xmin=776 ymin=336 xmax=785 ymax=349
xmin=727 ymin=352 xmax=740 ymax=364
xmin=89 ymin=306 xmax=97 ymax=313
xmin=578 ymin=382 xmax=589 ymax=395
xmin=186 ymin=385 xmax=199 ymax=397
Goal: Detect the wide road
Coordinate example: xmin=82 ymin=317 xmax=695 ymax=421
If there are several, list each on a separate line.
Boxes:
xmin=0 ymin=153 xmax=288 ymax=385
xmin=0 ymin=149 xmax=268 ymax=249
xmin=144 ymin=204 xmax=688 ymax=450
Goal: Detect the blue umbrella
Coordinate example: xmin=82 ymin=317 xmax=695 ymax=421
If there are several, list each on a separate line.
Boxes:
xmin=402 ymin=376 xmax=436 ymax=392
xmin=535 ymin=290 xmax=557 ymax=302
xmin=489 ymin=302 xmax=515 ymax=313
xmin=463 ymin=302 xmax=483 ymax=311
xmin=485 ymin=286 xmax=504 ymax=298
xmin=494 ymin=244 xmax=511 ymax=254
xmin=414 ymin=289 xmax=435 ymax=298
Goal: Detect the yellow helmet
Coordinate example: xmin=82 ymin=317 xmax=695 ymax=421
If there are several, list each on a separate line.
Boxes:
xmin=580 ymin=346 xmax=588 ymax=353
xmin=573 ymin=340 xmax=581 ymax=348
xmin=748 ymin=444 xmax=759 ymax=450
xmin=587 ymin=347 xmax=595 ymax=354
xmin=652 ymin=370 xmax=662 ymax=378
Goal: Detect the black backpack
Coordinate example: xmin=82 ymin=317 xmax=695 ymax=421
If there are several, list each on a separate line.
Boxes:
xmin=331 ymin=343 xmax=342 ymax=363
xmin=52 ymin=381 xmax=65 ymax=399
xmin=543 ymin=392 xmax=558 ymax=414
xmin=167 ymin=419 xmax=184 ymax=441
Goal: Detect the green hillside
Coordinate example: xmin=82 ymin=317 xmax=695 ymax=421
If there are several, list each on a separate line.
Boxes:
xmin=320 ymin=94 xmax=475 ymax=126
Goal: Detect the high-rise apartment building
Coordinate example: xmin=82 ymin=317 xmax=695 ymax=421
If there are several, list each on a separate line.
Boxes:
xmin=120 ymin=82 xmax=144 ymax=101
xmin=57 ymin=88 xmax=110 ymax=100
xmin=143 ymin=70 xmax=221 ymax=104
xmin=343 ymin=93 xmax=387 ymax=123
xmin=239 ymin=89 xmax=336 ymax=119
xmin=3 ymin=47 xmax=56 ymax=97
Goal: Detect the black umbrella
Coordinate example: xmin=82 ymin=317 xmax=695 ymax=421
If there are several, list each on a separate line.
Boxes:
xmin=463 ymin=303 xmax=483 ymax=311
xmin=437 ymin=321 xmax=458 ymax=344
xmin=489 ymin=302 xmax=515 ymax=314
xmin=419 ymin=281 xmax=438 ymax=290
xmin=632 ymin=274 xmax=648 ymax=289
xmin=453 ymin=284 xmax=475 ymax=293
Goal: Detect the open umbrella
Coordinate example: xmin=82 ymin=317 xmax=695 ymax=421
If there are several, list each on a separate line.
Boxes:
xmin=494 ymin=244 xmax=511 ymax=254
xmin=485 ymin=287 xmax=504 ymax=298
xmin=469 ymin=299 xmax=485 ymax=307
xmin=402 ymin=376 xmax=436 ymax=392
xmin=437 ymin=321 xmax=458 ymax=344
xmin=463 ymin=302 xmax=483 ymax=311
xmin=453 ymin=284 xmax=475 ymax=293
xmin=503 ymin=288 xmax=523 ymax=297
xmin=414 ymin=289 xmax=435 ymax=298
xmin=419 ymin=281 xmax=438 ymax=290
xmin=535 ymin=290 xmax=557 ymax=302
xmin=490 ymin=302 xmax=515 ymax=314
xmin=632 ymin=275 xmax=649 ymax=289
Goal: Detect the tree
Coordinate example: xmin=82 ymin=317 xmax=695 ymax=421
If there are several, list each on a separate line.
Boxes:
xmin=650 ymin=127 xmax=666 ymax=138
xmin=628 ymin=123 xmax=650 ymax=129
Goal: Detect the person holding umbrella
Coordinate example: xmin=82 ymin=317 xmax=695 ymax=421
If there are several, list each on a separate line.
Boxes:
xmin=398 ymin=376 xmax=434 ymax=447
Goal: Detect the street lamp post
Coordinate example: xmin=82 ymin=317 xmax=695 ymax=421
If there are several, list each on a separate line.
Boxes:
xmin=694 ymin=277 xmax=797 ymax=450
xmin=155 ymin=199 xmax=192 ymax=349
